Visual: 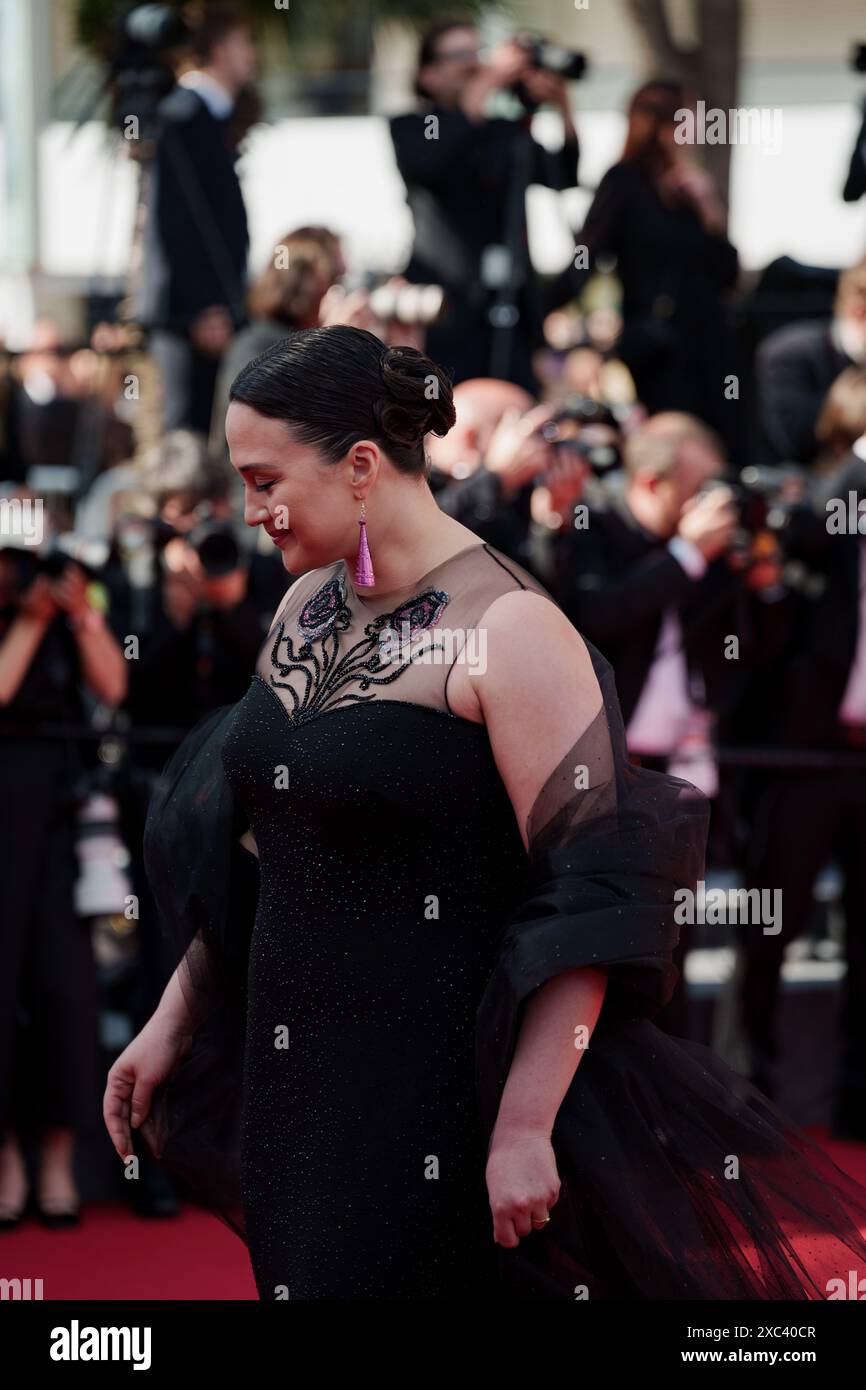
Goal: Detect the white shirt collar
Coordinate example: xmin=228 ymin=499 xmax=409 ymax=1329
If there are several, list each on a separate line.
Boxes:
xmin=177 ymin=70 xmax=234 ymax=120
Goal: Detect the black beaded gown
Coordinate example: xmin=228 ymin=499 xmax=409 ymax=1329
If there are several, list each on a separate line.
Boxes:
xmin=142 ymin=540 xmax=866 ymax=1300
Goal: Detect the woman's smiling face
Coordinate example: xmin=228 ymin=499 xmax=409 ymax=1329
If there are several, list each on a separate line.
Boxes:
xmin=226 ymin=399 xmax=358 ymax=573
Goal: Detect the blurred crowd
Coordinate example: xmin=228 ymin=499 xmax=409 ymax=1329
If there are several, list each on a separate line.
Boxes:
xmin=2 ymin=6 xmax=866 ymax=1228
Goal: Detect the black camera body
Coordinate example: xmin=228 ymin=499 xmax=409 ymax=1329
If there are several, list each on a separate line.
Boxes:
xmin=107 ymin=3 xmax=190 ymax=143
xmin=517 ymin=34 xmax=587 ymax=82
xmin=510 ymin=33 xmax=587 ymax=113
xmin=851 ymin=43 xmax=866 ymax=74
xmin=700 ymin=466 xmax=806 ymax=537
xmin=0 ymin=538 xmax=103 ymax=600
xmin=186 ymin=516 xmax=244 ymax=578
xmin=541 ymin=396 xmax=623 ymax=478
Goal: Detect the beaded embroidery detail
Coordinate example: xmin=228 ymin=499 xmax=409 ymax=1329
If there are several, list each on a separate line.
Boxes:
xmin=264 ymin=567 xmax=451 ymax=725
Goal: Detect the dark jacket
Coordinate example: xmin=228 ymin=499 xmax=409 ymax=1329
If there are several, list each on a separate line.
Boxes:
xmin=389 ymin=108 xmax=578 ymax=387
xmin=765 ymin=450 xmax=866 ymax=748
xmin=553 ymin=489 xmax=782 ymax=733
xmin=136 ymin=86 xmax=249 ymax=333
xmin=568 ymin=160 xmax=742 ymax=461
xmin=389 ymin=108 xmax=578 ymax=291
xmin=755 ymin=318 xmax=852 ymax=466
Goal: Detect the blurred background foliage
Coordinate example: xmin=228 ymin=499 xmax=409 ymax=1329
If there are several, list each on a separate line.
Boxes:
xmin=73 ymin=0 xmax=500 ymax=116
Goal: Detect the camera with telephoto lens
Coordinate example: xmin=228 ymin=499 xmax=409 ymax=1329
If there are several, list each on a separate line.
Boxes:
xmin=539 ymin=396 xmax=624 ymax=478
xmin=185 ymin=507 xmax=244 ymax=578
xmin=515 ymin=33 xmax=587 ymax=82
xmin=699 ymin=465 xmax=806 ymax=538
xmin=104 ymin=3 xmax=190 ymax=144
xmin=0 ymin=535 xmax=106 ymax=601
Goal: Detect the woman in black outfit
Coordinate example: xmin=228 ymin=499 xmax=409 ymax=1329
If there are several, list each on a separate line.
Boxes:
xmin=0 ymin=546 xmax=126 ymax=1228
xmin=575 ymin=81 xmax=744 ymax=463
xmin=106 ymin=328 xmax=866 ymax=1299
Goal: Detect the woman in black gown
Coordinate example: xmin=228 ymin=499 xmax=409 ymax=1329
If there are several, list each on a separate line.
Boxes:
xmin=105 ymin=327 xmax=866 ymax=1299
xmin=571 ymin=81 xmax=745 ymax=465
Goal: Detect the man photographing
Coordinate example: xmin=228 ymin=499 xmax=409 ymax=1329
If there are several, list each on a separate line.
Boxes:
xmin=136 ymin=4 xmax=256 ymax=434
xmin=390 ymin=20 xmax=580 ymax=392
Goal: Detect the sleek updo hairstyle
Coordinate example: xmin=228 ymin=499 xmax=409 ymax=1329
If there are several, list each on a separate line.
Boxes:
xmin=228 ymin=326 xmax=456 ymax=476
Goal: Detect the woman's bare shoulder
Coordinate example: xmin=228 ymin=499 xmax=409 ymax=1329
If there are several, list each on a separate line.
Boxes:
xmin=464 ymin=590 xmax=605 ymax=851
xmin=481 ymin=588 xmax=600 ymax=712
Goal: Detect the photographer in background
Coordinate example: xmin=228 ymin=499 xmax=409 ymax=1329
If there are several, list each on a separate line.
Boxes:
xmin=110 ymin=434 xmax=281 ymax=753
xmin=426 ymin=378 xmax=586 ymax=575
xmin=390 ymin=20 xmax=579 ymax=392
xmin=756 ymin=256 xmax=866 ymax=467
xmin=736 ymin=382 xmax=866 ymax=1133
xmin=553 ymin=413 xmax=787 ymax=1037
xmin=0 ymin=498 xmax=127 ymax=1230
xmin=555 ymin=414 xmax=738 ymax=737
xmin=136 ymin=4 xmax=256 ymax=434
xmin=105 ymin=433 xmax=282 ymax=1212
xmin=813 ymin=363 xmax=866 ymax=470
xmin=569 ymin=81 xmax=742 ymax=465
xmin=843 ymin=43 xmax=866 ymax=203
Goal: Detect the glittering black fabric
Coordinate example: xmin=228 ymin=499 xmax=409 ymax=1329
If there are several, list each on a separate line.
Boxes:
xmin=224 ymin=690 xmax=530 ymax=1298
xmin=142 ymin=541 xmax=866 ymax=1301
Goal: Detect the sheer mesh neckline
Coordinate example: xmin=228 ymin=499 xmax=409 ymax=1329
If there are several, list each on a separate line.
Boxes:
xmin=254 ymin=537 xmax=526 ymax=729
xmin=343 ymin=539 xmax=487 ymax=606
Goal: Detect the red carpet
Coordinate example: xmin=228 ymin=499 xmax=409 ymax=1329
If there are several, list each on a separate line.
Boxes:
xmin=0 ymin=1201 xmax=256 ymax=1300
xmin=2 ymin=1128 xmax=865 ymax=1300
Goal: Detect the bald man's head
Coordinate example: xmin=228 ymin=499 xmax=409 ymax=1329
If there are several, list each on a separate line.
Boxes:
xmin=427 ymin=378 xmax=536 ymax=476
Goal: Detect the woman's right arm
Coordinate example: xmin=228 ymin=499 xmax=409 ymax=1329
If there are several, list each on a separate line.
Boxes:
xmin=155 ymin=962 xmax=202 ymax=1039
xmin=103 ymin=943 xmax=208 ymax=1159
xmin=104 ymin=575 xmax=301 ymax=1159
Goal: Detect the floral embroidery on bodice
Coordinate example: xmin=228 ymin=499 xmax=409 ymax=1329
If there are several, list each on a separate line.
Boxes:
xmin=257 ymin=565 xmax=452 ymax=727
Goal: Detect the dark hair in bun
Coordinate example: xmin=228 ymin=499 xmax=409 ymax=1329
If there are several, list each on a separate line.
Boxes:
xmin=229 ymin=325 xmax=455 ymax=475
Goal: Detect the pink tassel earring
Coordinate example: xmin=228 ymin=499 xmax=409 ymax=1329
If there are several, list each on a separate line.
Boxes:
xmin=355 ymin=498 xmax=375 ymax=588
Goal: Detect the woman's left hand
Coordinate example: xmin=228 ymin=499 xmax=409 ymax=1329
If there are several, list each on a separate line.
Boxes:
xmin=485 ymin=1130 xmax=561 ymax=1247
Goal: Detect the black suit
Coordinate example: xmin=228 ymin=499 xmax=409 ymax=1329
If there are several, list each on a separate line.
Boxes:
xmin=136 ymin=85 xmax=249 ymax=432
xmin=755 ymin=318 xmax=852 ymax=466
xmin=553 ymin=490 xmax=762 ymax=729
xmin=553 ymin=488 xmax=787 ymax=1038
xmin=389 ymin=108 xmax=578 ymax=391
xmin=737 ymin=453 xmax=866 ymax=1131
